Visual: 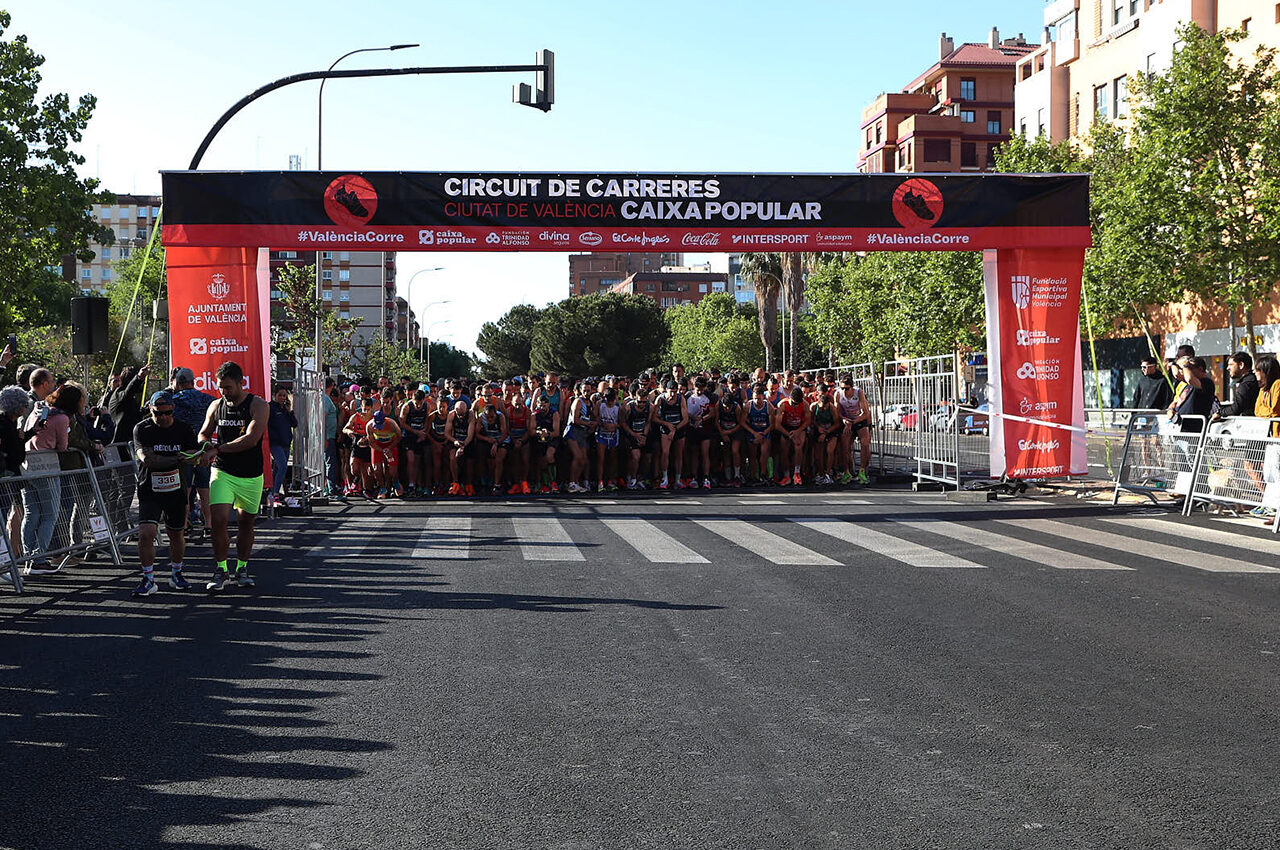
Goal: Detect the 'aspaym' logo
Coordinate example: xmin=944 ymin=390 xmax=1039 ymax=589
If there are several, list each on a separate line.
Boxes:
xmin=891 ymin=178 xmax=943 ymax=231
xmin=323 ymin=175 xmax=378 ymax=228
xmin=208 ymin=273 xmax=230 ymax=301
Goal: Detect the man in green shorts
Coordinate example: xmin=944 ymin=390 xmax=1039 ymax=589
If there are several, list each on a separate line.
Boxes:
xmin=199 ymin=361 xmax=270 ymax=591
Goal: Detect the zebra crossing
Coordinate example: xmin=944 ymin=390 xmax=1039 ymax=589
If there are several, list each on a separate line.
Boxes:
xmin=300 ymin=509 xmax=1280 ymax=575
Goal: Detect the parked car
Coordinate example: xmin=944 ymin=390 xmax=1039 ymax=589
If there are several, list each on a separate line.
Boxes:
xmin=900 ymin=409 xmax=919 ymax=430
xmin=961 ymin=404 xmax=990 ymax=435
xmin=883 ymin=404 xmax=916 ymax=430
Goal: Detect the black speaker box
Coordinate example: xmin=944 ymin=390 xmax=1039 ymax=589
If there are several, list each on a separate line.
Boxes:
xmin=71 ymin=296 xmax=109 ymax=355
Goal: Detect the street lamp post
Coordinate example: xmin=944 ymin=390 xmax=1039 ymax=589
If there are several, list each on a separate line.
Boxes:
xmin=425 ymin=319 xmax=451 ymax=383
xmin=418 ymin=300 xmax=451 ymax=362
xmin=402 ymin=266 xmax=444 ymax=352
xmin=316 ymin=44 xmax=418 ymax=378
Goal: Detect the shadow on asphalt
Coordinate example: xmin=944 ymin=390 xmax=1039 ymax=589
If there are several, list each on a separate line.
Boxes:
xmin=0 ymin=516 xmax=721 ymax=850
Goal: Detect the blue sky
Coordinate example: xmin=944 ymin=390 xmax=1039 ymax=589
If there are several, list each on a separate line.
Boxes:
xmin=9 ymin=0 xmax=1044 ymax=351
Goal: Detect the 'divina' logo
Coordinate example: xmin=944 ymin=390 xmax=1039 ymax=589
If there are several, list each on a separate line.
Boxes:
xmin=1010 ymin=275 xmax=1030 ymax=309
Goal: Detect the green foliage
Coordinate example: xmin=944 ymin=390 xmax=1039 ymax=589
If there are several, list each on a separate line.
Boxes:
xmin=0 ymin=11 xmax=113 ymax=334
xmin=1129 ymin=23 xmax=1280 ymax=336
xmin=423 ymin=340 xmax=474 ymax=382
xmin=267 ymin=261 xmax=363 ymax=374
xmin=665 ymin=293 xmax=765 ymax=371
xmin=530 ymin=293 xmax=669 ymax=376
xmin=359 ymin=330 xmax=422 ymax=381
xmin=737 ymin=253 xmax=782 ymax=369
xmin=476 ymin=303 xmax=541 ymax=377
xmin=107 ymin=239 xmax=165 ymax=324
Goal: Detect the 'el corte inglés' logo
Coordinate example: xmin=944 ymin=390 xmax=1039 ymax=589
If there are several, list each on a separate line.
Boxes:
xmin=1011 ymin=275 xmax=1031 ymax=309
xmin=208 ymin=273 xmax=230 ymax=301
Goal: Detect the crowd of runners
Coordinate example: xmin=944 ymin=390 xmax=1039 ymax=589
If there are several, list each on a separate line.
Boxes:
xmin=327 ymin=365 xmax=875 ymax=498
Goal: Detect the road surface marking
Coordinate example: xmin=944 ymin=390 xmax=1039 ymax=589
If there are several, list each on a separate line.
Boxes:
xmin=794 ymin=518 xmax=983 ymax=569
xmin=512 ymin=517 xmax=585 ymax=562
xmin=1098 ymin=516 xmax=1280 ymax=562
xmin=412 ymin=516 xmax=471 ymax=560
xmin=601 ymin=518 xmax=709 ymax=564
xmin=307 ymin=517 xmax=394 ymax=558
xmin=893 ymin=518 xmax=1131 ymax=571
xmin=695 ymin=519 xmax=839 ymax=565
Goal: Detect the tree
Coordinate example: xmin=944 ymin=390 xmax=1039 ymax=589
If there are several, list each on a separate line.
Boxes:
xmin=1129 ymin=23 xmax=1280 ymax=357
xmin=268 ymin=261 xmax=363 ymax=374
xmin=529 ymin=293 xmax=668 ymax=376
xmin=738 ymin=253 xmax=781 ymax=370
xmin=781 ymin=252 xmax=804 ymax=371
xmin=423 ymin=340 xmax=474 ymax=382
xmin=476 ymin=303 xmax=542 ymax=378
xmin=0 ymin=11 xmax=113 ymax=335
xmin=360 ymin=330 xmax=422 ymax=380
xmin=665 ymin=293 xmax=765 ymax=371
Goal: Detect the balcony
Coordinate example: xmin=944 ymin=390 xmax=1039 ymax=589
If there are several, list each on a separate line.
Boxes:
xmin=897 ymin=112 xmax=963 ymax=139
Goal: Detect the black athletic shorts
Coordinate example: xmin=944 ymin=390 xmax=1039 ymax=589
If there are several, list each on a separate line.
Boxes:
xmin=138 ymin=490 xmax=187 ymax=530
xmin=353 ymin=445 xmax=372 ymax=462
xmin=846 ymin=419 xmax=870 ymax=434
xmin=625 ymin=432 xmax=655 ymax=453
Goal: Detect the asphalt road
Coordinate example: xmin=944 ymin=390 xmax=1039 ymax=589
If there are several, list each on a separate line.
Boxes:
xmin=2 ymin=487 xmax=1278 ymax=850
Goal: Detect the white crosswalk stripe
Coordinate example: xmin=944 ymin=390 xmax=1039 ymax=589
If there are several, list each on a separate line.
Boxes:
xmin=307 ymin=517 xmax=395 ymax=558
xmin=995 ymin=518 xmax=1280 ymax=574
xmin=601 ymin=518 xmax=709 ymax=564
xmin=794 ymin=518 xmax=984 ymax=569
xmin=1097 ymin=516 xmax=1280 ymax=562
xmin=695 ymin=519 xmax=838 ymax=565
xmin=892 ymin=518 xmax=1132 ymax=571
xmin=412 ymin=516 xmax=471 ymax=560
xmin=512 ymin=517 xmax=585 ymax=562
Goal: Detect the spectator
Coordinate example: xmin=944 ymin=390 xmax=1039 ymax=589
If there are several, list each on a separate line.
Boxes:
xmin=322 ymin=377 xmax=343 ymax=497
xmin=23 ymin=366 xmax=55 ymax=408
xmin=105 ymin=364 xmax=150 ymax=447
xmin=170 ymin=367 xmax=214 ymax=530
xmin=22 ymin=380 xmax=72 ymax=573
xmin=267 ymin=384 xmax=297 ymax=506
xmin=1172 ymin=356 xmax=1216 ymax=433
xmin=0 ymin=385 xmax=32 ymax=560
xmin=1217 ymin=351 xmax=1259 ymax=419
xmin=1132 ymin=356 xmax=1173 ymax=411
xmin=1246 ymin=356 xmax=1280 ymax=518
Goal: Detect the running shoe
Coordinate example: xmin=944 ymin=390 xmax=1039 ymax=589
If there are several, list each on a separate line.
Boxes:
xmin=839 ymin=471 xmax=853 ymax=485
xmin=550 ymin=482 xmax=560 ymax=494
xmin=607 ymin=482 xmax=619 ymax=492
xmin=567 ymin=482 xmax=583 ymax=494
xmin=132 ymin=577 xmax=157 ymax=597
xmin=521 ymin=482 xmax=531 ymax=495
xmin=777 ymin=477 xmax=790 ymax=487
xmin=205 ymin=570 xmax=229 ymax=592
xmin=508 ymin=484 xmax=523 ymax=496
xmin=168 ymin=570 xmax=190 ymax=591
xmin=448 ymin=483 xmax=461 ymax=496
xmin=235 ymin=568 xmax=255 ymax=588
xmin=597 ymin=482 xmax=607 ymax=493
xmin=658 ymin=477 xmax=669 ymax=490
xmin=627 ymin=477 xmax=639 ymax=490
xmin=538 ymin=484 xmax=551 ymax=495
xmin=464 ymin=485 xmax=475 ymax=496
xmin=702 ymin=478 xmax=712 ymax=490
xmin=674 ymin=479 xmax=685 ymax=490
xmin=857 ymin=469 xmax=870 ymax=485
xmin=393 ymin=485 xmax=404 ymax=498
xmin=793 ymin=472 xmax=803 ymax=486
xmin=377 ymin=488 xmax=389 ymax=500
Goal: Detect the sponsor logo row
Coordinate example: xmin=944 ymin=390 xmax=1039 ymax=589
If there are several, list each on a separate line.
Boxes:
xmin=409 ymin=228 xmax=866 ymax=249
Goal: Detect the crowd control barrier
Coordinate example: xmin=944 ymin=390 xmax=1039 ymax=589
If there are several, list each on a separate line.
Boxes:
xmin=1111 ymin=414 xmax=1208 ymax=505
xmin=1183 ymin=418 xmax=1280 ymax=530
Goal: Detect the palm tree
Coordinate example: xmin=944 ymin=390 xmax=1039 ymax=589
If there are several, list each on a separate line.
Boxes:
xmin=781 ymin=252 xmax=805 ymax=371
xmin=738 ymin=253 xmax=782 ymax=371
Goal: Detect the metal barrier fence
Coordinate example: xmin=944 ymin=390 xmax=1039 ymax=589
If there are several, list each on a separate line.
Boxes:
xmin=1111 ymin=414 xmax=1208 ymax=505
xmin=1184 ymin=418 xmax=1280 ymax=529
xmin=291 ymin=367 xmax=328 ymax=509
xmin=0 ymin=448 xmax=130 ymax=592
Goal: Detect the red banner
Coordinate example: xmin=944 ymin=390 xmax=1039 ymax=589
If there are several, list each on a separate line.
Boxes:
xmin=166 ymin=246 xmax=272 ymax=468
xmin=983 ymin=248 xmax=1087 ymax=478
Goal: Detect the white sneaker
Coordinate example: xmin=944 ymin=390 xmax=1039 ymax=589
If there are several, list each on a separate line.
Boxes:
xmin=567 ymin=482 xmax=582 ymax=494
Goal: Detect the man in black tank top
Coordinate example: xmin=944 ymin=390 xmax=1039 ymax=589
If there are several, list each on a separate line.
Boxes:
xmin=198 ymin=361 xmax=270 ymax=592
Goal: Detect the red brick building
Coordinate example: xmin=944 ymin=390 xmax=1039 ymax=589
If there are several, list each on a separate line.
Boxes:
xmin=568 ymin=252 xmax=681 ymax=297
xmin=858 ymin=29 xmax=1034 ymax=174
xmin=609 ymin=271 xmax=730 ymax=309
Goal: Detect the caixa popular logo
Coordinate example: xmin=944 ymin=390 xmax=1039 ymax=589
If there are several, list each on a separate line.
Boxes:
xmin=1011 ymin=275 xmax=1031 ymax=309
xmin=208 ymin=273 xmax=230 ymax=301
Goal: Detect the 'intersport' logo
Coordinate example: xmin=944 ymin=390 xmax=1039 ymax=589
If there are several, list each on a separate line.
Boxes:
xmin=1011 ymin=275 xmax=1031 ymax=309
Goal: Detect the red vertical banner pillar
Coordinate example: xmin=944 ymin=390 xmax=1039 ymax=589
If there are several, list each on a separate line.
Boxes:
xmin=166 ymin=246 xmax=272 ymax=466
xmin=983 ymin=247 xmax=1087 ymax=478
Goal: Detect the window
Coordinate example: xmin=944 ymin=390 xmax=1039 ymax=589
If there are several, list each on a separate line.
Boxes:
xmin=699 ymin=283 xmax=708 ymax=293
xmin=339 ymin=291 xmax=350 ymax=302
xmin=923 ymin=139 xmax=951 ymax=162
xmin=137 ymin=207 xmax=148 ymax=219
xmin=322 ymin=251 xmax=333 ymax=260
xmin=988 ymin=143 xmax=1001 ymax=167
xmin=712 ymin=281 xmax=726 ymax=293
xmin=1019 ymin=119 xmax=1027 ymax=137
xmin=270 ymin=289 xmax=282 ymax=300
xmin=961 ymin=142 xmax=977 ymax=168
xmin=1242 ymin=17 xmax=1251 ymax=33
xmin=337 ymin=269 xmax=350 ymax=282
xmin=117 ymin=207 xmax=129 ymax=220
xmin=280 ymin=250 xmax=297 ymax=259
xmin=101 ymin=268 xmax=112 ymax=281
xmin=119 ymin=247 xmax=130 ymax=259
xmin=151 ymin=206 xmax=160 ymax=217
xmin=1276 ymin=4 xmax=1279 ymax=25
xmin=1114 ymin=75 xmax=1129 ymax=118
xmin=1113 ymin=0 xmax=1124 ymax=25
xmin=322 ymin=289 xmax=332 ymax=300
xmin=340 ymin=310 xmax=351 ymax=319
xmin=875 ymin=123 xmax=882 ymax=144
xmin=1146 ymin=52 xmax=1157 ymax=73
xmin=1037 ymin=108 xmax=1046 ymax=136
xmin=136 ymin=227 xmax=147 ymax=241
xmin=960 ymin=109 xmax=975 ymax=123
xmin=645 ymin=282 xmax=656 ymax=292
xmin=960 ymin=78 xmax=975 ymax=100
xmin=80 ymin=269 xmax=92 ymax=280
xmin=1129 ymin=0 xmax=1139 ymax=15
xmin=1094 ymin=84 xmax=1109 ymax=122
xmin=866 ymin=128 xmax=873 ymax=147
xmin=99 ymin=207 xmax=111 ymax=219
xmin=338 ymin=251 xmax=350 ymax=261
xmin=987 ymin=111 xmax=1002 ymax=134
xmin=100 ymin=247 xmax=111 ymax=261
xmin=117 ymin=228 xmax=129 ymax=241
xmin=321 ymin=270 xmax=333 ymax=281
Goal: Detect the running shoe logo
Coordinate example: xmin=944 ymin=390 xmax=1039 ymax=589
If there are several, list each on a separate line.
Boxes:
xmin=323 ymin=174 xmax=378 ymax=228
xmin=891 ymin=178 xmax=944 ymax=231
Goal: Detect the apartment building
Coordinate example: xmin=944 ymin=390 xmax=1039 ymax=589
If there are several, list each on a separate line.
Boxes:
xmin=858 ymin=30 xmax=1034 ymax=174
xmin=568 ymin=252 xmax=682 ymax=297
xmin=77 ymin=194 xmax=162 ymax=294
xmin=608 ymin=270 xmax=729 ymax=308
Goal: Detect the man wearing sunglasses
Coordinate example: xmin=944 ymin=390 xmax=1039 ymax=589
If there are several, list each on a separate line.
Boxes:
xmin=132 ymin=390 xmax=201 ymax=597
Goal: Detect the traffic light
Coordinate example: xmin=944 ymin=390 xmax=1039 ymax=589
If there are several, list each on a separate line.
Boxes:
xmin=514 ymin=49 xmax=554 ymax=112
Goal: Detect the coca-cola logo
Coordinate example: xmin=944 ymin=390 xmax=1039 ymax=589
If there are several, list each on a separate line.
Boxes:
xmin=682 ymin=233 xmax=721 ymax=247
xmin=579 ymin=231 xmax=603 ymax=246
